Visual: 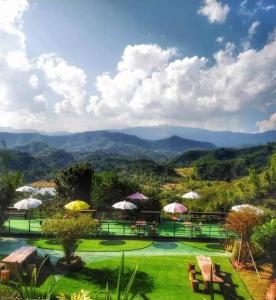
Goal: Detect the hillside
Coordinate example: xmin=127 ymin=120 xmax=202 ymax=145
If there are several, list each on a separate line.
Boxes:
xmin=118 ymin=126 xmax=276 ymax=148
xmin=0 ymin=130 xmax=215 ymax=159
xmin=0 ymin=148 xmax=178 ymax=181
xmin=171 ymin=143 xmax=276 ymax=181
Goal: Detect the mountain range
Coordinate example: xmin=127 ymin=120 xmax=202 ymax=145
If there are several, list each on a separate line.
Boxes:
xmin=117 ymin=126 xmax=276 ymax=148
xmin=0 ymin=130 xmax=214 ymax=160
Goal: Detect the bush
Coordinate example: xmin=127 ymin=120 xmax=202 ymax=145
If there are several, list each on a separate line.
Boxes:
xmin=42 ymin=214 xmax=98 ymax=263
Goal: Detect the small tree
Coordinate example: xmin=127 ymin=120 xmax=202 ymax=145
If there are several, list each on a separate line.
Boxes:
xmin=226 ymin=208 xmax=263 ymax=263
xmin=55 ymin=163 xmax=94 ymax=202
xmin=42 ymin=214 xmax=98 ymax=263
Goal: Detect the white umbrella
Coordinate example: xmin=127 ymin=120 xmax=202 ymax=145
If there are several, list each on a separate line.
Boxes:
xmin=112 ymin=200 xmax=137 ymax=210
xmin=14 ymin=198 xmax=42 ymax=210
xmin=16 ymin=186 xmax=37 ymax=193
xmin=231 ymin=204 xmax=263 ymax=214
xmin=37 ymin=187 xmax=56 ymax=196
xmin=182 ymin=191 xmax=201 ymax=199
xmin=163 ymin=202 xmax=188 ymax=214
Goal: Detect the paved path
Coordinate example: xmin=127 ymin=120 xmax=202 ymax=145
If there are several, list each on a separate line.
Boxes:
xmin=0 ymin=237 xmax=230 ymax=264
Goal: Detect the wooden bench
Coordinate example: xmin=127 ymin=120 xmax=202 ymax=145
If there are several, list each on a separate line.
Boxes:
xmin=189 ymin=270 xmax=199 ymax=292
xmin=0 ymin=246 xmax=37 ymax=274
xmin=196 ymin=256 xmax=224 ymax=291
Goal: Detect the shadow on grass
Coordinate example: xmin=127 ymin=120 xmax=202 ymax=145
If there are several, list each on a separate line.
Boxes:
xmin=99 ymin=240 xmax=126 ymax=246
xmin=194 ymin=270 xmax=246 ymax=300
xmin=206 ymin=243 xmax=224 ymax=251
xmin=67 ymin=266 xmax=154 ymax=295
xmin=153 ymin=242 xmax=178 ymax=249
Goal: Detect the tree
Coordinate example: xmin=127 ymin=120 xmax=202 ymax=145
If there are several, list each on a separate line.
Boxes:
xmin=248 ymin=168 xmax=261 ymax=197
xmin=55 ymin=163 xmax=94 ymax=202
xmin=0 ymin=141 xmax=22 ymax=224
xmin=226 ymin=208 xmax=263 ymax=263
xmin=42 ymin=214 xmax=98 ymax=263
xmin=91 ymin=172 xmax=139 ymax=209
xmin=269 ymin=153 xmax=276 ymax=188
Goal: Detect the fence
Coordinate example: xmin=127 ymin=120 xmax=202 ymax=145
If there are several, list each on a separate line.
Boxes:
xmin=1 ymin=219 xmax=236 ymax=239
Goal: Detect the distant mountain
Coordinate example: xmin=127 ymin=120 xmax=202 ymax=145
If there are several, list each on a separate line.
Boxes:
xmin=118 ymin=126 xmax=276 ymax=148
xmin=0 ymin=130 xmax=215 ymax=160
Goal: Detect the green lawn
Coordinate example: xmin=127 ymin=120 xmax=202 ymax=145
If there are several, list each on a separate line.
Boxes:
xmin=4 ymin=219 xmax=235 ymax=239
xmin=29 ymin=238 xmax=152 ymax=252
xmin=39 ymin=255 xmax=252 ymax=300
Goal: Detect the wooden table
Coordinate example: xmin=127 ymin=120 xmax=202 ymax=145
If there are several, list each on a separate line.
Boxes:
xmin=135 ymin=221 xmax=147 ymax=235
xmin=1 ymin=246 xmax=37 ymax=274
xmin=183 ymin=221 xmax=193 ymax=226
xmin=196 ymin=256 xmax=224 ymax=290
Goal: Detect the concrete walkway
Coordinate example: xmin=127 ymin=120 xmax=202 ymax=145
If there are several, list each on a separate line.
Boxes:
xmin=0 ymin=237 xmax=230 ymax=264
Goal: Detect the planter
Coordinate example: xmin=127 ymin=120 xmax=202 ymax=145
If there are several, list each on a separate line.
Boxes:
xmin=57 ymin=256 xmax=84 ymax=271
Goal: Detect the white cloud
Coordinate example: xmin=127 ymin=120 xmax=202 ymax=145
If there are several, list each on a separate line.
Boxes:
xmin=198 ymin=0 xmax=230 ymax=24
xmin=215 ymin=36 xmax=224 ymax=43
xmin=257 ymin=113 xmax=276 ymax=132
xmin=248 ymin=21 xmax=260 ymax=38
xmin=240 ymin=0 xmax=275 ymax=17
xmin=89 ymin=38 xmax=276 ymax=130
xmin=36 ymin=54 xmax=88 ymax=114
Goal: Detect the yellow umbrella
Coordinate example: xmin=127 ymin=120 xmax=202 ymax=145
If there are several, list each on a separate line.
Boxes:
xmin=64 ymin=200 xmax=90 ymax=211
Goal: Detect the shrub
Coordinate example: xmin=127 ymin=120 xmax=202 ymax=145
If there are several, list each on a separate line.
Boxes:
xmin=42 ymin=214 xmax=98 ymax=262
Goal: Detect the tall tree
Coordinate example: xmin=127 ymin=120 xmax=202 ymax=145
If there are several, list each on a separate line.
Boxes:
xmin=55 ymin=163 xmax=94 ymax=202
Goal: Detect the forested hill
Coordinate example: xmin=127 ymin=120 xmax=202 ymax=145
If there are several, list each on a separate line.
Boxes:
xmin=171 ymin=143 xmax=276 ymax=180
xmin=0 ymin=131 xmax=215 ymax=160
xmin=0 ymin=148 xmax=177 ymax=182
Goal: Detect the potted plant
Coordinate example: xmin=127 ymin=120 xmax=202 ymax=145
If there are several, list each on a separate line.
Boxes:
xmin=42 ymin=214 xmax=98 ymax=270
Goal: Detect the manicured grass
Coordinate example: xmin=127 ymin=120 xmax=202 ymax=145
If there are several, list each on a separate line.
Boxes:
xmin=5 ymin=219 xmax=235 ymax=239
xmin=29 ymin=238 xmax=152 ymax=252
xmin=39 ymin=255 xmax=251 ymax=300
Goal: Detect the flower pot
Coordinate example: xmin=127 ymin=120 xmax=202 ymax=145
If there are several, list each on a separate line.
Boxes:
xmin=56 ymin=256 xmax=84 ymax=271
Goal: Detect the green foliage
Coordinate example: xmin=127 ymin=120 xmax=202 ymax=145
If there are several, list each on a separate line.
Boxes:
xmin=0 ymin=257 xmax=55 ymax=300
xmin=251 ymin=219 xmax=276 ymax=258
xmin=55 ymin=163 xmax=94 ymax=202
xmin=42 ymin=214 xmax=98 ymax=262
xmin=173 ymin=143 xmax=276 ymax=181
xmin=91 ymin=172 xmax=139 ymax=209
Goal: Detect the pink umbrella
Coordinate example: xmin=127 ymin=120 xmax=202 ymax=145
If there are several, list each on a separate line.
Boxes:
xmin=127 ymin=192 xmax=149 ymax=200
xmin=163 ymin=202 xmax=188 ymax=214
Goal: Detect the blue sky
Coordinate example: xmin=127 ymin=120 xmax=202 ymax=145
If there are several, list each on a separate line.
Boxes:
xmin=0 ymin=0 xmax=275 ymax=132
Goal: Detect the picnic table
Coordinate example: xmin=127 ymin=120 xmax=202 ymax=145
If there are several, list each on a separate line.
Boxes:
xmin=135 ymin=220 xmax=147 ymax=235
xmin=1 ymin=246 xmax=37 ymax=274
xmin=196 ymin=256 xmax=224 ymax=290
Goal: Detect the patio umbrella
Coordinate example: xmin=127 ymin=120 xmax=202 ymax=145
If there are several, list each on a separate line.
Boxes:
xmin=16 ymin=186 xmax=37 ymax=193
xmin=127 ymin=192 xmax=149 ymax=201
xmin=163 ymin=202 xmax=188 ymax=214
xmin=182 ymin=191 xmax=201 ymax=199
xmin=14 ymin=198 xmax=42 ymax=210
xmin=112 ymin=200 xmax=137 ymax=210
xmin=65 ymin=200 xmax=90 ymax=211
xmin=231 ymin=204 xmax=263 ymax=214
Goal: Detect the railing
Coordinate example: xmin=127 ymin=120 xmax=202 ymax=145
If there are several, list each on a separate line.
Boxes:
xmin=1 ymin=219 xmax=237 ymax=239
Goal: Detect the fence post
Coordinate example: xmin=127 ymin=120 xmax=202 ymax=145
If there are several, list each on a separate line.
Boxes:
xmin=108 ymin=223 xmax=110 ymax=235
xmin=123 ymin=222 xmax=125 ymax=235
xmin=173 ymin=223 xmax=176 ymax=237
xmin=29 ymin=220 xmax=31 ymax=234
xmin=209 ymin=225 xmax=211 ymax=238
xmin=9 ymin=219 xmax=11 ymax=234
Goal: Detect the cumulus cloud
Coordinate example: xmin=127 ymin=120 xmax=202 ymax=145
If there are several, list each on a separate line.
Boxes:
xmin=88 ymin=39 xmax=276 ymax=130
xmin=198 ymin=0 xmax=230 ymax=24
xmin=215 ymin=36 xmax=224 ymax=43
xmin=257 ymin=113 xmax=276 ymax=132
xmin=36 ymin=54 xmax=88 ymax=114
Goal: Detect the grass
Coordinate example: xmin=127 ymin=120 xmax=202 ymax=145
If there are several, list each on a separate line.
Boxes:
xmin=38 ymin=255 xmax=251 ymax=300
xmin=238 ymin=262 xmax=274 ymax=300
xmin=4 ymin=219 xmax=233 ymax=239
xmin=29 ymin=238 xmax=153 ymax=252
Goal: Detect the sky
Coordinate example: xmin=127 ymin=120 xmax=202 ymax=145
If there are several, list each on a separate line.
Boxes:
xmin=0 ymin=0 xmax=275 ymax=133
